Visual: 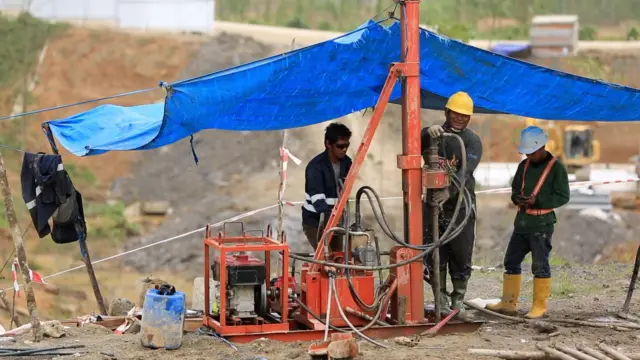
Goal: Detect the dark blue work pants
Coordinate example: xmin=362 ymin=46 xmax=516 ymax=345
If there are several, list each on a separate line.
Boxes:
xmin=504 ymin=231 xmax=553 ymax=279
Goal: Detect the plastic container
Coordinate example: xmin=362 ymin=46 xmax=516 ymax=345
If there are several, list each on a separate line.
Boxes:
xmin=140 ymin=289 xmax=186 ymax=350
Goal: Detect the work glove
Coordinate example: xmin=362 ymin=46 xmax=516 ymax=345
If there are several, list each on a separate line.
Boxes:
xmin=427 ymin=125 xmax=445 ymax=138
xmin=432 ymin=188 xmax=450 ymax=206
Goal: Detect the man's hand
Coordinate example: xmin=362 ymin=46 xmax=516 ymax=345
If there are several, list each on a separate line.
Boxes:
xmin=522 ymin=195 xmax=536 ymax=206
xmin=513 ymin=194 xmax=528 ymax=206
xmin=427 ymin=125 xmax=445 ymax=138
xmin=432 ymin=188 xmax=450 ymax=206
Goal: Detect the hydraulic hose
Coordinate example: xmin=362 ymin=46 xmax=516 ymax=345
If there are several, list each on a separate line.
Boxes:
xmin=330 ymin=277 xmax=389 ymax=349
xmin=289 ymin=132 xmax=474 ymax=271
xmin=293 ymin=297 xmax=347 ymax=333
xmin=324 ymin=277 xmax=333 ymax=341
xmin=289 ymin=183 xmax=473 ymax=270
xmin=344 ymin=230 xmax=386 ymax=312
xmin=437 ymin=132 xmax=467 ymax=244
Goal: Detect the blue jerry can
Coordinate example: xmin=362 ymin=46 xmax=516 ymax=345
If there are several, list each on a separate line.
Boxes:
xmin=141 ymin=288 xmax=186 ymax=350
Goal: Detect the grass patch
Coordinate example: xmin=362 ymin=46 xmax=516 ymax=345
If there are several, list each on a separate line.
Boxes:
xmin=551 ymin=272 xmax=577 ymax=298
xmin=522 ymin=253 xmax=568 ymax=267
xmin=84 ymin=201 xmax=128 ymax=242
xmin=64 ymin=163 xmax=97 ymax=186
xmin=0 ymin=12 xmax=69 ymax=88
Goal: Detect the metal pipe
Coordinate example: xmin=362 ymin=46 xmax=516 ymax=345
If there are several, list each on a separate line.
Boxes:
xmin=345 ymin=307 xmax=390 ymax=327
xmin=310 ymin=65 xmax=401 ymax=272
xmin=431 ymin=202 xmax=441 ymax=322
xmin=399 ymin=0 xmax=424 ymax=323
xmin=428 ymin=136 xmax=442 ymax=322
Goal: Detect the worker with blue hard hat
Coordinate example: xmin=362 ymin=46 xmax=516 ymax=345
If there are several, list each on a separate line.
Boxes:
xmin=486 ymin=125 xmax=570 ymax=319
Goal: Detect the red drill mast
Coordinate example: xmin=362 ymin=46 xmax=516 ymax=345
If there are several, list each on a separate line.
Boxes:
xmin=310 ymin=0 xmax=424 ymax=322
xmin=202 ymin=0 xmax=481 ymax=343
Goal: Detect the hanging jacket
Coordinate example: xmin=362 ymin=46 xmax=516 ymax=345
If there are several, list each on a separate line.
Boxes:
xmin=302 ymin=151 xmax=352 ymax=227
xmin=20 ymin=152 xmax=87 ymax=244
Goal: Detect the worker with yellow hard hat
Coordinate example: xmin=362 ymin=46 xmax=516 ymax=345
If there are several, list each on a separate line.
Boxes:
xmin=421 ymin=91 xmax=483 ymax=321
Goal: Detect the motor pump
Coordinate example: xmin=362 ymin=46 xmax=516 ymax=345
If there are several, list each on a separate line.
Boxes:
xmin=211 ymin=252 xmax=267 ymax=318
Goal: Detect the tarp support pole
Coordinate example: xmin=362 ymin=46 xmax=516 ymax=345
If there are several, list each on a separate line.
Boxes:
xmin=41 ymin=123 xmax=108 ymax=315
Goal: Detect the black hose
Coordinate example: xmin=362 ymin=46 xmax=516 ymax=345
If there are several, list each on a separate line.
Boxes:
xmin=289 ymin=177 xmax=473 ymax=270
xmin=293 ymin=297 xmax=347 ymax=333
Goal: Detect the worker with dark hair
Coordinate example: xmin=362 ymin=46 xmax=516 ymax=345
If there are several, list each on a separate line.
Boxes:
xmin=486 ymin=126 xmax=570 ymax=319
xmin=302 ymin=122 xmax=352 ymax=250
xmin=421 ymin=91 xmax=483 ymax=321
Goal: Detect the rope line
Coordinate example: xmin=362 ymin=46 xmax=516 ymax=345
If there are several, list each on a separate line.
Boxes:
xmin=3 ymin=178 xmax=638 ymax=291
xmin=0 ymin=223 xmax=32 ymax=280
xmin=0 ymin=143 xmax=26 ymax=153
xmin=0 ymin=86 xmax=158 ymax=122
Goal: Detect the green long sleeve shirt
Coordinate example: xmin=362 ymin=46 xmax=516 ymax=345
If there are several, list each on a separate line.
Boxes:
xmin=510 ymin=152 xmax=570 ymax=233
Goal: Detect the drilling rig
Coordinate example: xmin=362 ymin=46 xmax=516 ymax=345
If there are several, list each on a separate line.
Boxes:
xmin=201 ymin=0 xmax=481 ymax=345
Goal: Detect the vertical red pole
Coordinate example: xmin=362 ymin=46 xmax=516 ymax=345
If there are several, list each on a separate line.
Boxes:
xmin=398 ymin=0 xmax=424 ymax=322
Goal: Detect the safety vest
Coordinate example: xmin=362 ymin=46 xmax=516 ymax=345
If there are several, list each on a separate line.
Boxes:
xmin=519 ymin=158 xmax=557 ymax=216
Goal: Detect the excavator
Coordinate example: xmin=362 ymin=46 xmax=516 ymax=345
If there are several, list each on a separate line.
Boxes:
xmin=523 ymin=117 xmax=600 ymax=180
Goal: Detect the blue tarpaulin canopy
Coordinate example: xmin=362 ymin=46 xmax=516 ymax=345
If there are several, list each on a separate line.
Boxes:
xmin=46 ymin=20 xmax=640 ymax=157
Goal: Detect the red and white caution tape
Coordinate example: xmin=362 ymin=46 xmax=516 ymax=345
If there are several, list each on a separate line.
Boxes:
xmin=473 ymin=177 xmax=640 ymax=196
xmin=279 ymin=147 xmax=302 ymax=206
xmin=4 ymin=177 xmax=639 ymax=291
xmin=11 ymin=259 xmax=45 ymax=297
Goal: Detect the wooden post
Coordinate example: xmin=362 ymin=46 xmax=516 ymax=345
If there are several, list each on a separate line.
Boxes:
xmin=276 ymin=37 xmax=296 ymax=243
xmin=0 ymin=289 xmax=21 ymax=327
xmin=277 ymin=128 xmax=289 ymax=241
xmin=622 ymin=244 xmax=640 ymax=314
xmin=41 ymin=123 xmax=107 ymax=315
xmin=0 ymin=151 xmax=41 ymax=341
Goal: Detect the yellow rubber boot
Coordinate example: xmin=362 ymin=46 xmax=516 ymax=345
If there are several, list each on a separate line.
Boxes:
xmin=485 ymin=274 xmax=521 ymax=316
xmin=525 ymin=277 xmax=551 ymax=319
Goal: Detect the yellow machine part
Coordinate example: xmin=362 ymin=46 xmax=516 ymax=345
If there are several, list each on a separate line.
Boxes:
xmin=522 ymin=118 xmax=599 ymax=169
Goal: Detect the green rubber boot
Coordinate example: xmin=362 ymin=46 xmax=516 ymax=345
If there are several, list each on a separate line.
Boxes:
xmin=451 ymin=279 xmax=473 ymax=322
xmin=437 ymin=270 xmax=452 ymax=316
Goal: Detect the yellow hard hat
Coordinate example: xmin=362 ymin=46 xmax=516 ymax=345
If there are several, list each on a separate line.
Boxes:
xmin=445 ymin=91 xmax=474 ymax=116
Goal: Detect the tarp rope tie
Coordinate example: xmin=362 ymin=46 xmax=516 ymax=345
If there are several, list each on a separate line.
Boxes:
xmin=190 ymin=135 xmax=199 ymax=165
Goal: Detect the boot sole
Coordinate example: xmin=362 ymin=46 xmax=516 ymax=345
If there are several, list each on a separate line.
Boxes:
xmin=485 ymin=307 xmax=518 ymax=317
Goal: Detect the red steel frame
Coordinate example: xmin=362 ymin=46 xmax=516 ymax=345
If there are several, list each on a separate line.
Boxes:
xmin=199 ymin=0 xmax=484 ymax=341
xmin=203 ymin=224 xmax=290 ymax=336
xmin=308 ymin=0 xmax=425 ymax=323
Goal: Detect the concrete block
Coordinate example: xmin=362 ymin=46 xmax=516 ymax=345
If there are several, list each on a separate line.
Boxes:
xmin=191 ymin=277 xmax=215 ymax=311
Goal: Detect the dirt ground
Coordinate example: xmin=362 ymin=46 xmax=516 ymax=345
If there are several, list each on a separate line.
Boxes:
xmin=2 ymin=261 xmax=640 ymax=360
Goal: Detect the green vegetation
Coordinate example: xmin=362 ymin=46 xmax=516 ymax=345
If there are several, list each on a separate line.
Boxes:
xmin=216 ymin=0 xmax=639 ymax=42
xmin=84 ymin=201 xmax=139 ymax=242
xmin=0 ymin=12 xmax=68 ymax=89
xmin=551 ymin=272 xmax=577 ymax=298
xmin=64 ymin=163 xmax=97 ymax=187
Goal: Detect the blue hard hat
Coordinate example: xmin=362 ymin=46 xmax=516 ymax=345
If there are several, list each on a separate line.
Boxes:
xmin=517 ymin=126 xmax=548 ymax=154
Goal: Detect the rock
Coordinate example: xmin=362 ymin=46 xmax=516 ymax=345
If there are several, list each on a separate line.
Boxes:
xmin=191 ymin=277 xmax=215 ymax=311
xmin=141 ymin=201 xmax=171 ymax=215
xmin=123 ymin=202 xmax=142 ymax=218
xmin=42 ymin=320 xmax=65 ymax=338
xmin=108 ymin=298 xmax=136 ymax=316
xmin=393 ymin=336 xmax=418 ymax=347
xmin=136 ymin=276 xmax=170 ymax=308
